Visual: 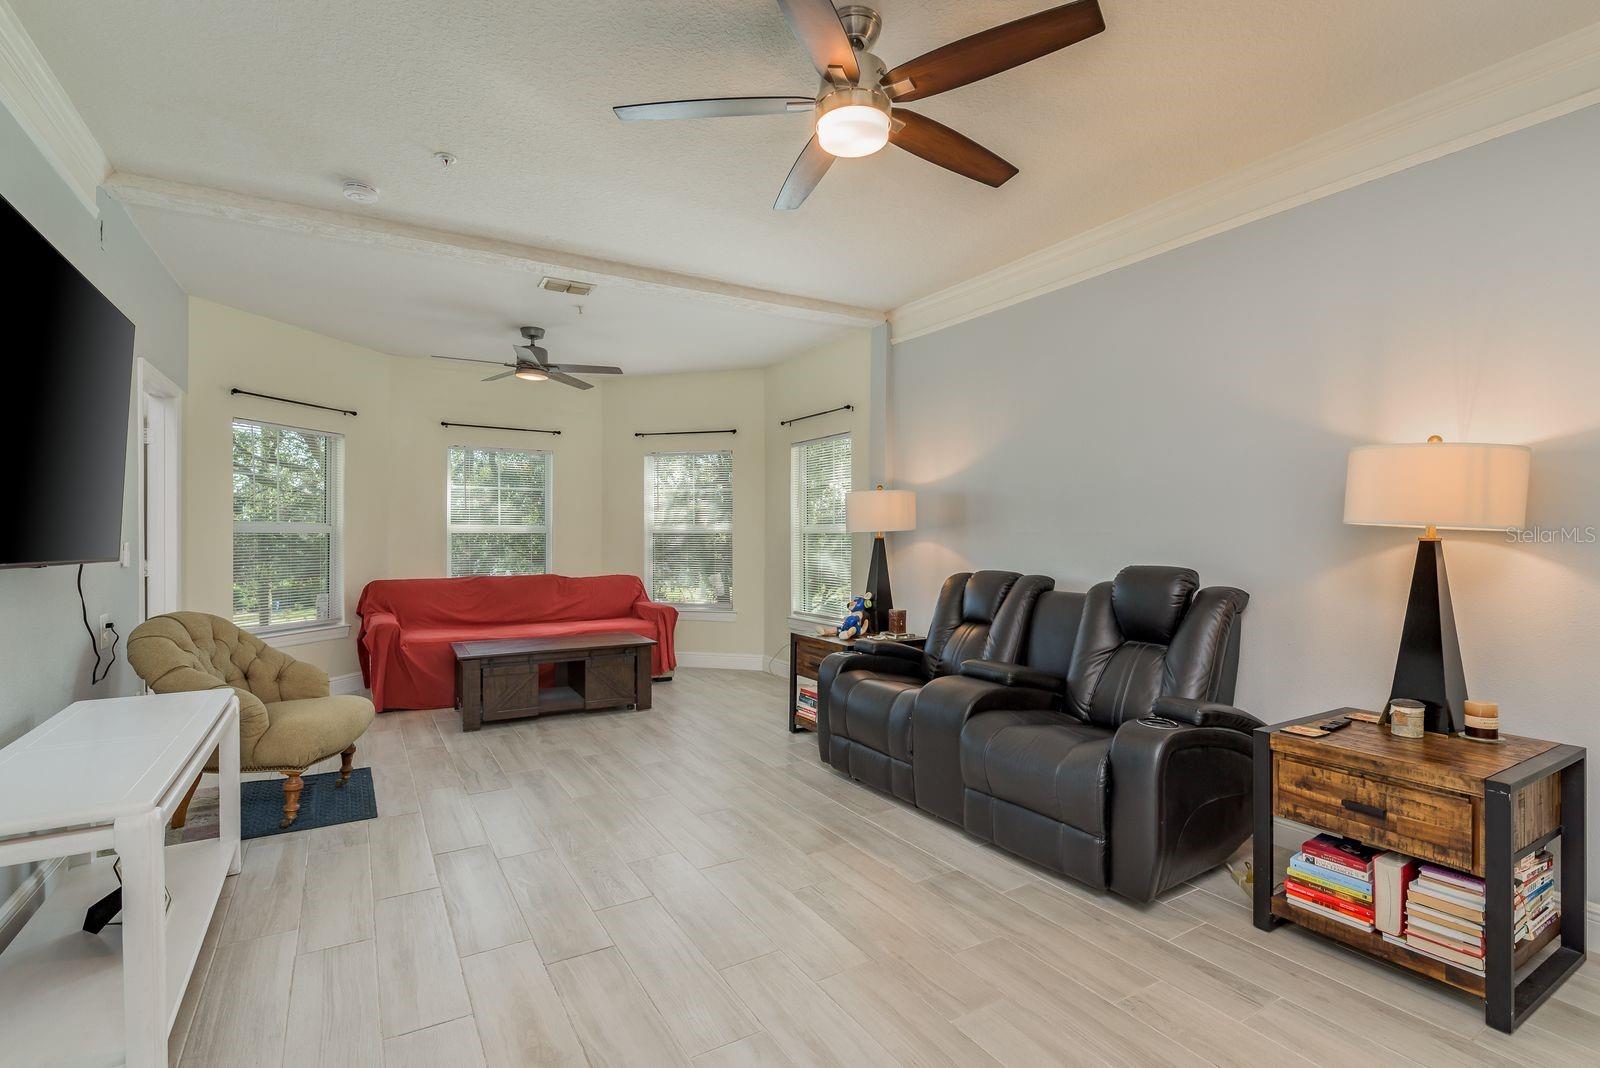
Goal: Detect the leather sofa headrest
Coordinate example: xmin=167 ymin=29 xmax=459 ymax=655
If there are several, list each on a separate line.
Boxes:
xmin=1110 ymin=566 xmax=1198 ymax=644
xmin=963 ymin=570 xmax=1020 ymax=623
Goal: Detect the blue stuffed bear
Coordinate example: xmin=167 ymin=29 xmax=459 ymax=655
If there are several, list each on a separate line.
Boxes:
xmin=837 ymin=593 xmax=873 ymax=640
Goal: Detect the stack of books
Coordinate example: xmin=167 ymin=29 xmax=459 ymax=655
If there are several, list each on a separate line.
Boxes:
xmin=1398 ymin=865 xmax=1486 ymax=973
xmin=1515 ymin=849 xmax=1558 ymax=945
xmin=1283 ymin=834 xmax=1379 ymax=931
xmin=795 ymin=685 xmax=818 ymax=729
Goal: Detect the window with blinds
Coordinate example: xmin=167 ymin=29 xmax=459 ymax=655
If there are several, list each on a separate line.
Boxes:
xmin=447 ymin=446 xmax=552 ymax=577
xmin=644 ymin=450 xmax=734 ymax=610
xmin=232 ymin=419 xmax=343 ymax=634
xmin=791 ymin=433 xmax=852 ymax=620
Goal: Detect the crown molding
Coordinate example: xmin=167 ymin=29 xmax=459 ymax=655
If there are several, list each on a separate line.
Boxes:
xmin=890 ymin=22 xmax=1600 ymax=345
xmin=0 ymin=0 xmax=108 ymax=215
xmin=105 ymin=173 xmax=886 ymax=330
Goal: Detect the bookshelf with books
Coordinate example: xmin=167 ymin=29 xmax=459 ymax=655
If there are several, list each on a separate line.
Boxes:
xmin=1254 ymin=710 xmax=1585 ymax=1033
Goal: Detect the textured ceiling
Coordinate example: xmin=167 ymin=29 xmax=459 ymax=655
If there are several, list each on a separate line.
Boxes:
xmin=15 ymin=0 xmax=1600 ymax=345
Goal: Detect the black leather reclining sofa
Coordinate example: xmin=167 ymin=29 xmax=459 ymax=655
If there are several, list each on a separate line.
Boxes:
xmin=816 ymin=565 xmax=1257 ymax=902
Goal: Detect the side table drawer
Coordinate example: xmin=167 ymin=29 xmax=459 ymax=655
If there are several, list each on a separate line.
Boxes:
xmin=793 ymin=641 xmax=829 ymax=681
xmin=1275 ymin=757 xmax=1475 ymax=870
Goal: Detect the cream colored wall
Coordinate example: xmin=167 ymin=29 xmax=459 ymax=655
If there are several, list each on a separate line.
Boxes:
xmin=600 ymin=370 xmax=768 ymax=657
xmin=763 ymin=333 xmax=875 ymax=665
xmin=185 ymin=297 xmax=872 ymax=671
xmin=385 ymin=357 xmax=604 ymax=579
xmin=185 ymin=299 xmax=392 ymax=678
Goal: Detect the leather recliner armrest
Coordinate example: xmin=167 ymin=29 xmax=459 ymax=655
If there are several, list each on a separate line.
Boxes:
xmin=959 ymin=659 xmax=1065 ymax=693
xmin=1150 ymin=696 xmax=1261 ymax=733
xmin=852 ymin=638 xmax=923 ymax=663
xmin=1107 ymin=716 xmax=1255 ymax=901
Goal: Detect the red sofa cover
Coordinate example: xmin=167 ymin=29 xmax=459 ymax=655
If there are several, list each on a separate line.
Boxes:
xmin=356 ymin=574 xmax=677 ymax=712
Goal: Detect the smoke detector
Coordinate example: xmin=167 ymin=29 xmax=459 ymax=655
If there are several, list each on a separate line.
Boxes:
xmin=342 ymin=179 xmax=379 ymax=204
xmin=539 ymin=276 xmax=595 ymax=296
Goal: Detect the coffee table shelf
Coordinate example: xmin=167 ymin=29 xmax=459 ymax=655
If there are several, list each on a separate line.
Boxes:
xmin=454 ymin=631 xmax=655 ymax=731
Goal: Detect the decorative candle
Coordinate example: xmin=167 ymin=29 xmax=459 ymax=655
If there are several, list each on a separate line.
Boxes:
xmin=1464 ymin=699 xmax=1501 ymax=742
xmin=1387 ymin=699 xmax=1426 ymax=739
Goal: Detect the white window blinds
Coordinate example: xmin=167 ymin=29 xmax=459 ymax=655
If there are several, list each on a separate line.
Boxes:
xmin=790 ymin=434 xmax=852 ymax=620
xmin=232 ymin=419 xmax=343 ymax=633
xmin=447 ymin=446 xmax=552 ymax=577
xmin=645 ymin=450 xmax=734 ymax=610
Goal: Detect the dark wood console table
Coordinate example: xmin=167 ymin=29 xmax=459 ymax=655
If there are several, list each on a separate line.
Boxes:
xmin=454 ymin=632 xmax=654 ymax=732
xmin=1253 ymin=709 xmax=1585 ymax=1032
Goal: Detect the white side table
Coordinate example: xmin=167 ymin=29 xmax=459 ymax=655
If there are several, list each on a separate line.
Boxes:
xmin=0 ymin=689 xmax=241 ymax=1067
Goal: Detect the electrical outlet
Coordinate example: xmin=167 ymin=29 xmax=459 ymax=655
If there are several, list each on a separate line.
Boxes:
xmin=98 ymin=614 xmax=114 ymax=649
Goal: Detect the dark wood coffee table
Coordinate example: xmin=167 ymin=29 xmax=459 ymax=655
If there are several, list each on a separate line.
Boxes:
xmin=453 ymin=632 xmax=655 ymax=732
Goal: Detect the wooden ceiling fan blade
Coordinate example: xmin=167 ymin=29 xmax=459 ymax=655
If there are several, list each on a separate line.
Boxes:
xmin=546 ymin=364 xmax=624 ymax=375
xmin=774 ymin=135 xmax=834 ymax=211
xmin=776 ymin=0 xmax=859 ymax=83
xmin=545 ymin=370 xmax=594 ymax=391
xmin=482 ymin=370 xmax=516 ymax=382
xmin=613 ymin=97 xmax=815 ymax=121
xmin=881 ymin=0 xmax=1105 ymax=102
xmin=890 ymin=110 xmax=1017 ymax=187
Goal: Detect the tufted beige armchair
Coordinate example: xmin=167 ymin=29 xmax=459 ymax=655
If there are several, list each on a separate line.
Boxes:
xmin=128 ymin=612 xmax=375 ymax=828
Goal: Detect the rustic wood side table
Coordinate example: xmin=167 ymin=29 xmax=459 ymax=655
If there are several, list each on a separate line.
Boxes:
xmin=1253 ymin=708 xmax=1585 ymax=1032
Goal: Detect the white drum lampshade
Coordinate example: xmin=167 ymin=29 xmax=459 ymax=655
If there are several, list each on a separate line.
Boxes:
xmin=1344 ymin=440 xmax=1530 ymax=532
xmin=846 ymin=487 xmax=916 ymax=534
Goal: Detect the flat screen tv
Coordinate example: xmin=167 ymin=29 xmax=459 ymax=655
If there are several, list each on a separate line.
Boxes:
xmin=1 ymin=193 xmax=136 ymax=569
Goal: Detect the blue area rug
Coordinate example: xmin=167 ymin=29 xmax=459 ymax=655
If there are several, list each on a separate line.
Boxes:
xmin=242 ymin=767 xmax=377 ymax=840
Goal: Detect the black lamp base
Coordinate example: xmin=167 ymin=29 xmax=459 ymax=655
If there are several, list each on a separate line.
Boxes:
xmin=865 ymin=534 xmax=893 ymax=635
xmin=1387 ymin=537 xmax=1468 ymax=735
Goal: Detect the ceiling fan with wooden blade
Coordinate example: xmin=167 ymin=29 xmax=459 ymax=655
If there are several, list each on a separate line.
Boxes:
xmin=613 ymin=0 xmax=1105 ymax=210
xmin=431 ymin=327 xmax=623 ymax=391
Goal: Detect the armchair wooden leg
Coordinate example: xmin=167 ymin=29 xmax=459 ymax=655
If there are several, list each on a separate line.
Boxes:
xmin=337 ymin=745 xmax=356 ymax=788
xmin=170 ymin=772 xmax=203 ymax=830
xmin=281 ymin=772 xmax=304 ymax=829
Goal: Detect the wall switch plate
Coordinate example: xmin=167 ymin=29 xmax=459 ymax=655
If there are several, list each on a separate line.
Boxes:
xmin=98 ymin=614 xmax=114 ymax=649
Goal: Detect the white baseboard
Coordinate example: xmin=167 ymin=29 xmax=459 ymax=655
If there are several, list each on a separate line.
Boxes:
xmin=676 ymin=651 xmax=768 ymax=671
xmin=0 ymin=857 xmax=67 ymax=952
xmin=330 ymin=672 xmax=367 ymax=695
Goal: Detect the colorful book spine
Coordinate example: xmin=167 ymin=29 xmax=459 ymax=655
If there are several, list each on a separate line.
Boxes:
xmin=1287 ymin=855 xmax=1373 ymax=899
xmin=1284 ymin=879 xmax=1375 ymax=921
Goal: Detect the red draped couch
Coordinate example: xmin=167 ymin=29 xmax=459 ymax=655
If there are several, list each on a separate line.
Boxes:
xmin=357 ymin=574 xmax=677 ymax=712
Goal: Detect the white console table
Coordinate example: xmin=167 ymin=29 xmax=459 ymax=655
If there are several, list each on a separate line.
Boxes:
xmin=0 ymin=689 xmax=240 ymax=1067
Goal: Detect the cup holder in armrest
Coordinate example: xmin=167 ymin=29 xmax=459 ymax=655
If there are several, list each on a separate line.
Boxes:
xmin=1137 ymin=716 xmax=1181 ymax=729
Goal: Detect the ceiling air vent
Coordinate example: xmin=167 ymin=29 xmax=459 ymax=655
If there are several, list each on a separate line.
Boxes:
xmin=539 ymin=276 xmax=594 ymax=296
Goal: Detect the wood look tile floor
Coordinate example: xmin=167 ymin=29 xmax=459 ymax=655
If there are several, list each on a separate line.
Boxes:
xmin=168 ymin=668 xmax=1600 ymax=1067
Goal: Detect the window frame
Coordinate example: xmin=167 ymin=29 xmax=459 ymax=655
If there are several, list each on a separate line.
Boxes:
xmin=789 ymin=432 xmax=853 ymax=624
xmin=643 ymin=448 xmax=736 ymax=618
xmin=444 ymin=443 xmax=555 ymax=578
xmin=230 ymin=416 xmax=345 ymax=638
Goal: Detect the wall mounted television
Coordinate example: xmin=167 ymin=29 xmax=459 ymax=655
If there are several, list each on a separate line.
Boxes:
xmin=1 ymin=193 xmax=136 ymax=569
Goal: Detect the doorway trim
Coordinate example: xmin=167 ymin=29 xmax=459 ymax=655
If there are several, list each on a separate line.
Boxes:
xmin=137 ymin=357 xmax=183 ymax=620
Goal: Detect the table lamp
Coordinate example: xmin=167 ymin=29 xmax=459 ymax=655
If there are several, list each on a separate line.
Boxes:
xmin=1344 ymin=436 xmax=1531 ymax=734
xmin=846 ymin=485 xmax=916 ymax=635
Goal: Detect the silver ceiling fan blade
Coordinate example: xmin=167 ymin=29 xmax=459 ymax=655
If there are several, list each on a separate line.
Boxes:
xmin=482 ymin=370 xmax=516 ymax=382
xmin=433 ymin=354 xmax=515 ymax=368
xmin=614 ymin=97 xmax=814 ymax=121
xmin=545 ymin=363 xmax=624 ymax=375
xmin=777 ymin=0 xmax=859 ymax=82
xmin=774 ymin=135 xmax=834 ymax=211
xmin=545 ymin=370 xmax=595 ymax=391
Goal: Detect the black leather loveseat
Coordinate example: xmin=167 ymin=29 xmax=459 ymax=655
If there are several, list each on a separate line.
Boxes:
xmin=815 ymin=565 xmax=1257 ymax=902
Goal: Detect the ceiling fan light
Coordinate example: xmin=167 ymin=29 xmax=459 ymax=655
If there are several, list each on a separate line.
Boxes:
xmin=514 ymin=368 xmax=549 ymax=382
xmin=815 ymin=85 xmax=891 ymax=158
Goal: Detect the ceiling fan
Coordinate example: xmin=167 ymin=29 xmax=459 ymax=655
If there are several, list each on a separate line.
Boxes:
xmin=431 ymin=327 xmax=623 ymax=391
xmin=613 ymin=0 xmax=1106 ymax=210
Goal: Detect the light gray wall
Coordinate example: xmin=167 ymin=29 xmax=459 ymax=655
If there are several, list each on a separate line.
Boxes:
xmin=0 ymin=105 xmax=188 ymax=908
xmin=889 ymin=103 xmax=1600 ymax=897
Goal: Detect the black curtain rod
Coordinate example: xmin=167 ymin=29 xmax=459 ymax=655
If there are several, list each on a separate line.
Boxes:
xmin=441 ymin=421 xmax=561 ymax=436
xmin=634 ymin=429 xmax=737 ymax=438
xmin=779 ymin=403 xmax=854 ymax=427
xmin=231 ymin=388 xmax=357 ymax=417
